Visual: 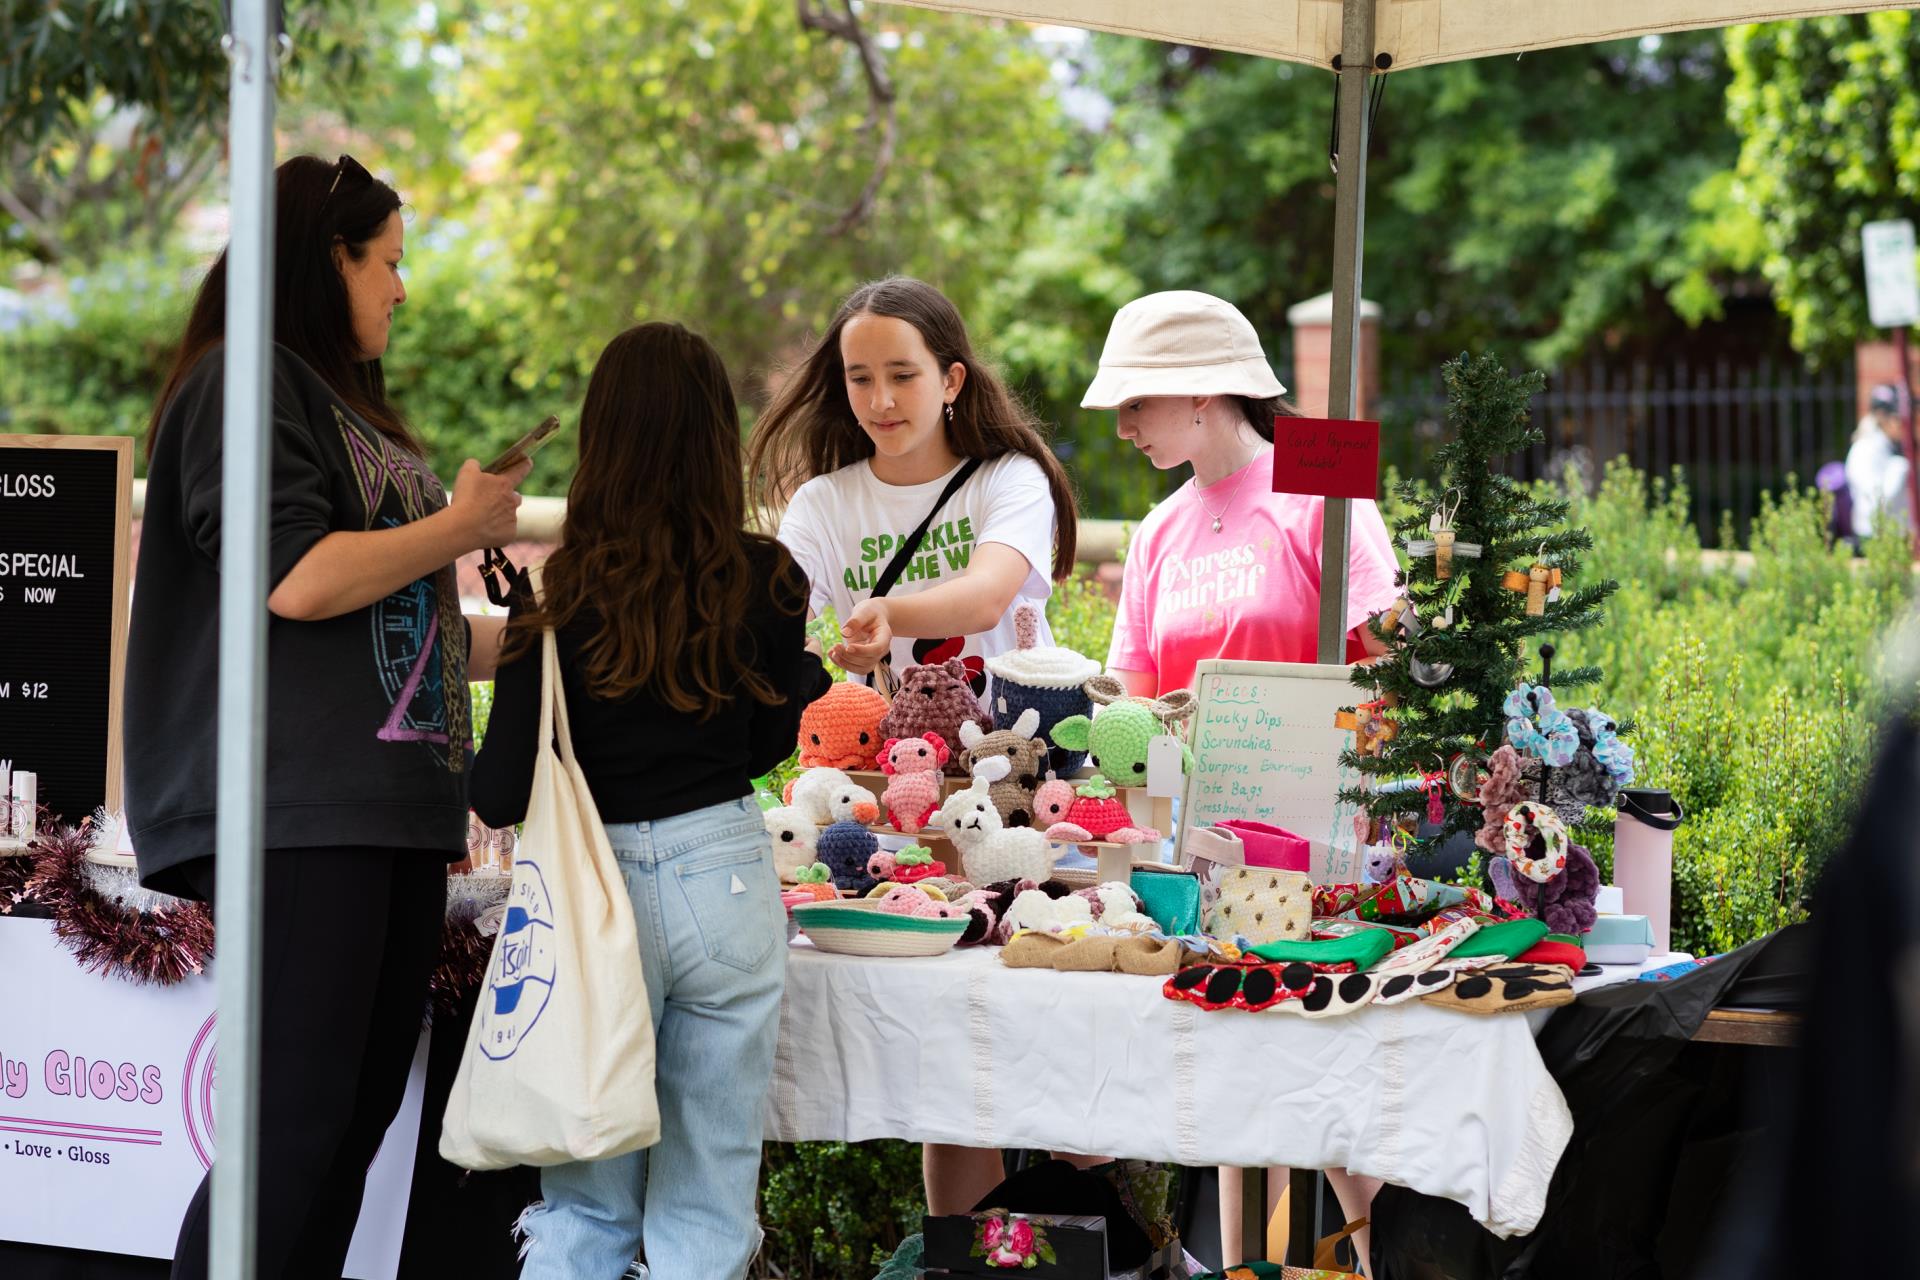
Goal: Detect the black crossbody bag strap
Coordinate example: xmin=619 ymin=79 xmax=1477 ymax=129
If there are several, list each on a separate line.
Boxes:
xmin=860 ymin=457 xmax=983 ymax=691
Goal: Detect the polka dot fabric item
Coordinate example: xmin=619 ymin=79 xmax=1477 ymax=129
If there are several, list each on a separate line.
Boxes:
xmin=1203 ymin=868 xmax=1311 ymax=945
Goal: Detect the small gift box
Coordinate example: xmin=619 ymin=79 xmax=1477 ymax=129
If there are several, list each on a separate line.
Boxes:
xmin=1581 ymin=913 xmax=1655 ymax=964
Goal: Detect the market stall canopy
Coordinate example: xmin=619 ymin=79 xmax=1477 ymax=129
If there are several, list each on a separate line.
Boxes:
xmin=880 ymin=1 xmax=1910 ymax=70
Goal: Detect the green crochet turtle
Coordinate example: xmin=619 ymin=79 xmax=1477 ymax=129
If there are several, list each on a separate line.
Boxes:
xmin=1048 ymin=675 xmax=1197 ymax=783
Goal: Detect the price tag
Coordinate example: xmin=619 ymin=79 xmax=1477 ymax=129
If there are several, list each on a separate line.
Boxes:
xmin=1146 ymin=735 xmax=1185 ymax=798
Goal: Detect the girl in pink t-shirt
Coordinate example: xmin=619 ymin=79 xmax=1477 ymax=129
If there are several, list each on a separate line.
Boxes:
xmin=1083 ymin=291 xmax=1400 ymax=700
xmin=1082 ymin=290 xmax=1398 ymax=1271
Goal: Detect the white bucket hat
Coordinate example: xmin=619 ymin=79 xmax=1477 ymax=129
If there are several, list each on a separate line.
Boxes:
xmin=1080 ymin=290 xmax=1287 ymax=409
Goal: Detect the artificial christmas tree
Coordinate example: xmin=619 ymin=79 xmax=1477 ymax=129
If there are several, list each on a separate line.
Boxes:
xmin=1337 ymin=352 xmax=1619 ymax=858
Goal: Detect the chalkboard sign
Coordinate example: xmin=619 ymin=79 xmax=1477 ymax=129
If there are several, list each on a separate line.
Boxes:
xmin=0 ymin=436 xmax=133 ymax=824
xmin=1175 ymin=658 xmax=1369 ymax=883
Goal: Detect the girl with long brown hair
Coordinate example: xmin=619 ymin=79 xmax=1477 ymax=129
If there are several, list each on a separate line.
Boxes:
xmin=471 ymin=322 xmax=828 ymax=1279
xmin=747 ymin=276 xmax=1079 ymax=1214
xmin=747 ymin=275 xmax=1078 ymax=695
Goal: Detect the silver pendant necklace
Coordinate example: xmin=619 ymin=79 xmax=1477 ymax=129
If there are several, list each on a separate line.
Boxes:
xmin=1191 ymin=443 xmax=1267 ymax=533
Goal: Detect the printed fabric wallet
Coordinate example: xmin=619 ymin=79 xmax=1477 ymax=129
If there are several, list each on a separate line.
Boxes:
xmin=1204 ymin=867 xmax=1312 ymax=945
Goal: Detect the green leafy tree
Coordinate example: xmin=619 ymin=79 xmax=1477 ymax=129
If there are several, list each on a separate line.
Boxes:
xmin=1718 ymin=12 xmax=1920 ymax=357
xmin=0 ymin=0 xmax=366 ymax=267
xmin=989 ymin=32 xmax=1753 ymax=517
xmin=1336 ymin=353 xmax=1617 ymax=845
xmin=443 ymin=0 xmax=1066 ymax=395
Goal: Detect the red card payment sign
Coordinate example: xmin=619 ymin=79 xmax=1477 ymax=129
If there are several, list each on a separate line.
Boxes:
xmin=1271 ymin=417 xmax=1381 ymax=500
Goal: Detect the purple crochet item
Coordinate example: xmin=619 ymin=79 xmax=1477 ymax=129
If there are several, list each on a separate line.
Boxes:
xmin=816 ymin=821 xmax=880 ymax=895
xmin=1489 ymin=842 xmax=1601 ymax=935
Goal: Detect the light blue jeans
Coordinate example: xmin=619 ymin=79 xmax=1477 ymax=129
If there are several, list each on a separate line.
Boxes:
xmin=516 ymin=795 xmax=786 ymax=1280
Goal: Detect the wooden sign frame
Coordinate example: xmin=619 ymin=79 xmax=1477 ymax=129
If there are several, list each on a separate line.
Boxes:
xmin=1175 ymin=657 xmax=1370 ymax=883
xmin=0 ymin=435 xmax=134 ymax=814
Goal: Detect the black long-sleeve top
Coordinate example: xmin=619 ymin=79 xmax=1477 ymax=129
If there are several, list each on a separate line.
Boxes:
xmin=470 ymin=540 xmax=830 ymax=828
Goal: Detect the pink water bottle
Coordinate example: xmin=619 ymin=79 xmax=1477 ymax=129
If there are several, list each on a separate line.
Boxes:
xmin=1615 ymin=788 xmax=1684 ymax=953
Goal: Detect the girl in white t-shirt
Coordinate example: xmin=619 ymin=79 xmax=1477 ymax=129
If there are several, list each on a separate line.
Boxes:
xmin=749 ymin=275 xmax=1078 ymax=699
xmin=748 ymin=276 xmax=1079 ymax=1214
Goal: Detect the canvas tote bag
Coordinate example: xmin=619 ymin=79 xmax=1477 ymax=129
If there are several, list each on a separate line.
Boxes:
xmin=440 ymin=597 xmax=661 ymax=1169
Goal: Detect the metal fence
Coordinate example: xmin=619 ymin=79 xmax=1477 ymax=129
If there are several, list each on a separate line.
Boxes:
xmin=1371 ymin=359 xmax=1861 ymax=546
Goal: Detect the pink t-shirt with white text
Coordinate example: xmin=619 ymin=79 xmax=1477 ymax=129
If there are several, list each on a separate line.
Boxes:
xmin=1106 ymin=451 xmax=1401 ymax=692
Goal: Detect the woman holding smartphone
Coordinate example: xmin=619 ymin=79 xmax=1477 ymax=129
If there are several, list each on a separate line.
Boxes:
xmin=126 ymin=154 xmax=528 ymax=1279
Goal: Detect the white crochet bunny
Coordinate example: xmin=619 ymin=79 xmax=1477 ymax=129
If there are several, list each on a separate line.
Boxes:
xmin=931 ymin=757 xmax=1064 ymax=885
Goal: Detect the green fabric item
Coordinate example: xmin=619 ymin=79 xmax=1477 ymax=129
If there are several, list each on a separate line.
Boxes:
xmin=1132 ymin=870 xmax=1201 ymax=936
xmin=1248 ymin=929 xmax=1396 ymax=970
xmin=1447 ymin=917 xmax=1550 ymax=960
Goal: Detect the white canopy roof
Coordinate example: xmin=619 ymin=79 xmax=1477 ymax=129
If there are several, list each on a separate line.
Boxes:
xmin=880 ymin=1 xmax=1910 ymax=70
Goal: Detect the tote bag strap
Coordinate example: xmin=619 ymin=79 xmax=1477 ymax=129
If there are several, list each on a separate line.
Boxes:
xmin=525 ymin=564 xmax=586 ymax=774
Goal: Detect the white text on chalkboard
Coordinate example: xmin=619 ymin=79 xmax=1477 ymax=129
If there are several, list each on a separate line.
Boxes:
xmin=0 ymin=474 xmax=56 ymax=499
xmin=0 ymin=684 xmax=53 ymax=698
xmin=0 ymin=553 xmax=84 ymax=578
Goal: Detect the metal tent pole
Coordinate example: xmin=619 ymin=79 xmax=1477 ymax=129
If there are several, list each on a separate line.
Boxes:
xmin=213 ymin=2 xmax=277 ymax=1276
xmin=1315 ymin=0 xmax=1376 ymax=665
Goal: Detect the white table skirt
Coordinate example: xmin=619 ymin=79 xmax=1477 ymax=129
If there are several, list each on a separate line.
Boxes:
xmin=768 ymin=942 xmax=1573 ymax=1239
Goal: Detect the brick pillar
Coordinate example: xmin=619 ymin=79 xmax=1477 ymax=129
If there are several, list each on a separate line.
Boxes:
xmin=1857 ymin=337 xmax=1915 ymax=418
xmin=1287 ymin=292 xmax=1381 ymax=418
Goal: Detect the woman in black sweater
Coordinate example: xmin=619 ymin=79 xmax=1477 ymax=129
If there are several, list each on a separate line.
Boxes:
xmin=126 ymin=155 xmax=528 ymax=1278
xmin=471 ymin=322 xmax=827 ymax=1279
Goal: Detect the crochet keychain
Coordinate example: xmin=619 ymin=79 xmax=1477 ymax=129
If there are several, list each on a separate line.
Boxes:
xmin=1419 ymin=763 xmax=1449 ymax=826
xmin=1501 ymin=545 xmax=1562 ymax=617
xmin=1405 ymin=490 xmax=1483 ymax=581
xmin=1504 ymin=684 xmax=1578 ymax=767
xmin=1335 ymin=694 xmax=1400 ymax=756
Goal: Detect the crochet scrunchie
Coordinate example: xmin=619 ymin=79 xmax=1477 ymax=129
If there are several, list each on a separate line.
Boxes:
xmin=1587 ymin=708 xmax=1636 ymax=788
xmin=1504 ymin=684 xmax=1578 ymax=767
xmin=1503 ymin=800 xmax=1570 ymax=883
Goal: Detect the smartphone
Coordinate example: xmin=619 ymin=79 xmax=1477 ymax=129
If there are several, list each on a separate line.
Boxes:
xmin=484 ymin=415 xmax=563 ymax=474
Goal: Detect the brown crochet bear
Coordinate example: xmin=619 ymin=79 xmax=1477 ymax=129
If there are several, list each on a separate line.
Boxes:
xmin=876 ymin=659 xmax=988 ymax=777
xmin=957 ymin=708 xmax=1050 ymax=827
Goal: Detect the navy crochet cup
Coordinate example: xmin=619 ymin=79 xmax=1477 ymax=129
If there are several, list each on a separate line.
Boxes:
xmin=993 ymin=680 xmax=1093 ymax=776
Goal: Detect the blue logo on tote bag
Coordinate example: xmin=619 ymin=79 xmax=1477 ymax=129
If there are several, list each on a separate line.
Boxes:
xmin=478 ymin=859 xmax=557 ymax=1060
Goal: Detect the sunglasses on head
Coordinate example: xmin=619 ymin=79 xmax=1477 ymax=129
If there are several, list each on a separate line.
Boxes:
xmin=322 ymin=154 xmax=373 ymax=208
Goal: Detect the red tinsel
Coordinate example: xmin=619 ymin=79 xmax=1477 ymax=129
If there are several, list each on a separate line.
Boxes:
xmin=428 ymin=913 xmax=495 ymax=1025
xmin=25 ymin=823 xmax=215 ymax=985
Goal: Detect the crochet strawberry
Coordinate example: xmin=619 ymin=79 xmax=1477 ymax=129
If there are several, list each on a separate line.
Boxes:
xmin=1043 ymin=775 xmax=1163 ymax=844
xmin=865 ymin=844 xmax=948 ymax=885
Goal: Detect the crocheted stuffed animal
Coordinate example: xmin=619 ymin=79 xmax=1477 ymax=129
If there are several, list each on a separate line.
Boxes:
xmin=1004 ymin=887 xmax=1094 ymax=933
xmin=1048 ymin=675 xmax=1197 ymax=784
xmin=866 ymin=843 xmax=948 ymax=885
xmin=763 ymin=805 xmax=821 ymax=883
xmin=876 ymin=659 xmax=989 ymax=776
xmin=815 ymin=820 xmax=881 ymax=894
xmin=931 ymin=757 xmax=1065 ymax=886
xmin=1043 ymin=775 xmax=1162 ymax=844
xmin=983 ymin=604 xmax=1102 ymax=776
xmin=1031 ymin=774 xmax=1077 ymax=829
xmin=957 ymin=708 xmax=1050 ymax=828
xmin=879 ymin=732 xmax=949 ymax=833
xmin=798 ymin=681 xmax=890 ymax=770
xmin=783 ymin=767 xmax=880 ymax=827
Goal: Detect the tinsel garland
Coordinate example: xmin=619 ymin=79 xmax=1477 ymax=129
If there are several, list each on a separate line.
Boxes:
xmin=26 ymin=819 xmax=215 ymax=985
xmin=0 ymin=802 xmax=53 ymax=914
xmin=429 ymin=871 xmax=512 ymax=1024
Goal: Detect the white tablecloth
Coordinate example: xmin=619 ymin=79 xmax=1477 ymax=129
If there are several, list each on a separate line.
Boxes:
xmin=768 ymin=942 xmax=1573 ymax=1239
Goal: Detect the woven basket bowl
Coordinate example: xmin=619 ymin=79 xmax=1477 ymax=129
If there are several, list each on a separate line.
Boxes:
xmin=789 ymin=898 xmax=969 ymax=958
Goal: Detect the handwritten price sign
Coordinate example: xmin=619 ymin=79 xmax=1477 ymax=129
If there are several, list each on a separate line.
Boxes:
xmin=1270 ymin=417 xmax=1381 ymax=500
